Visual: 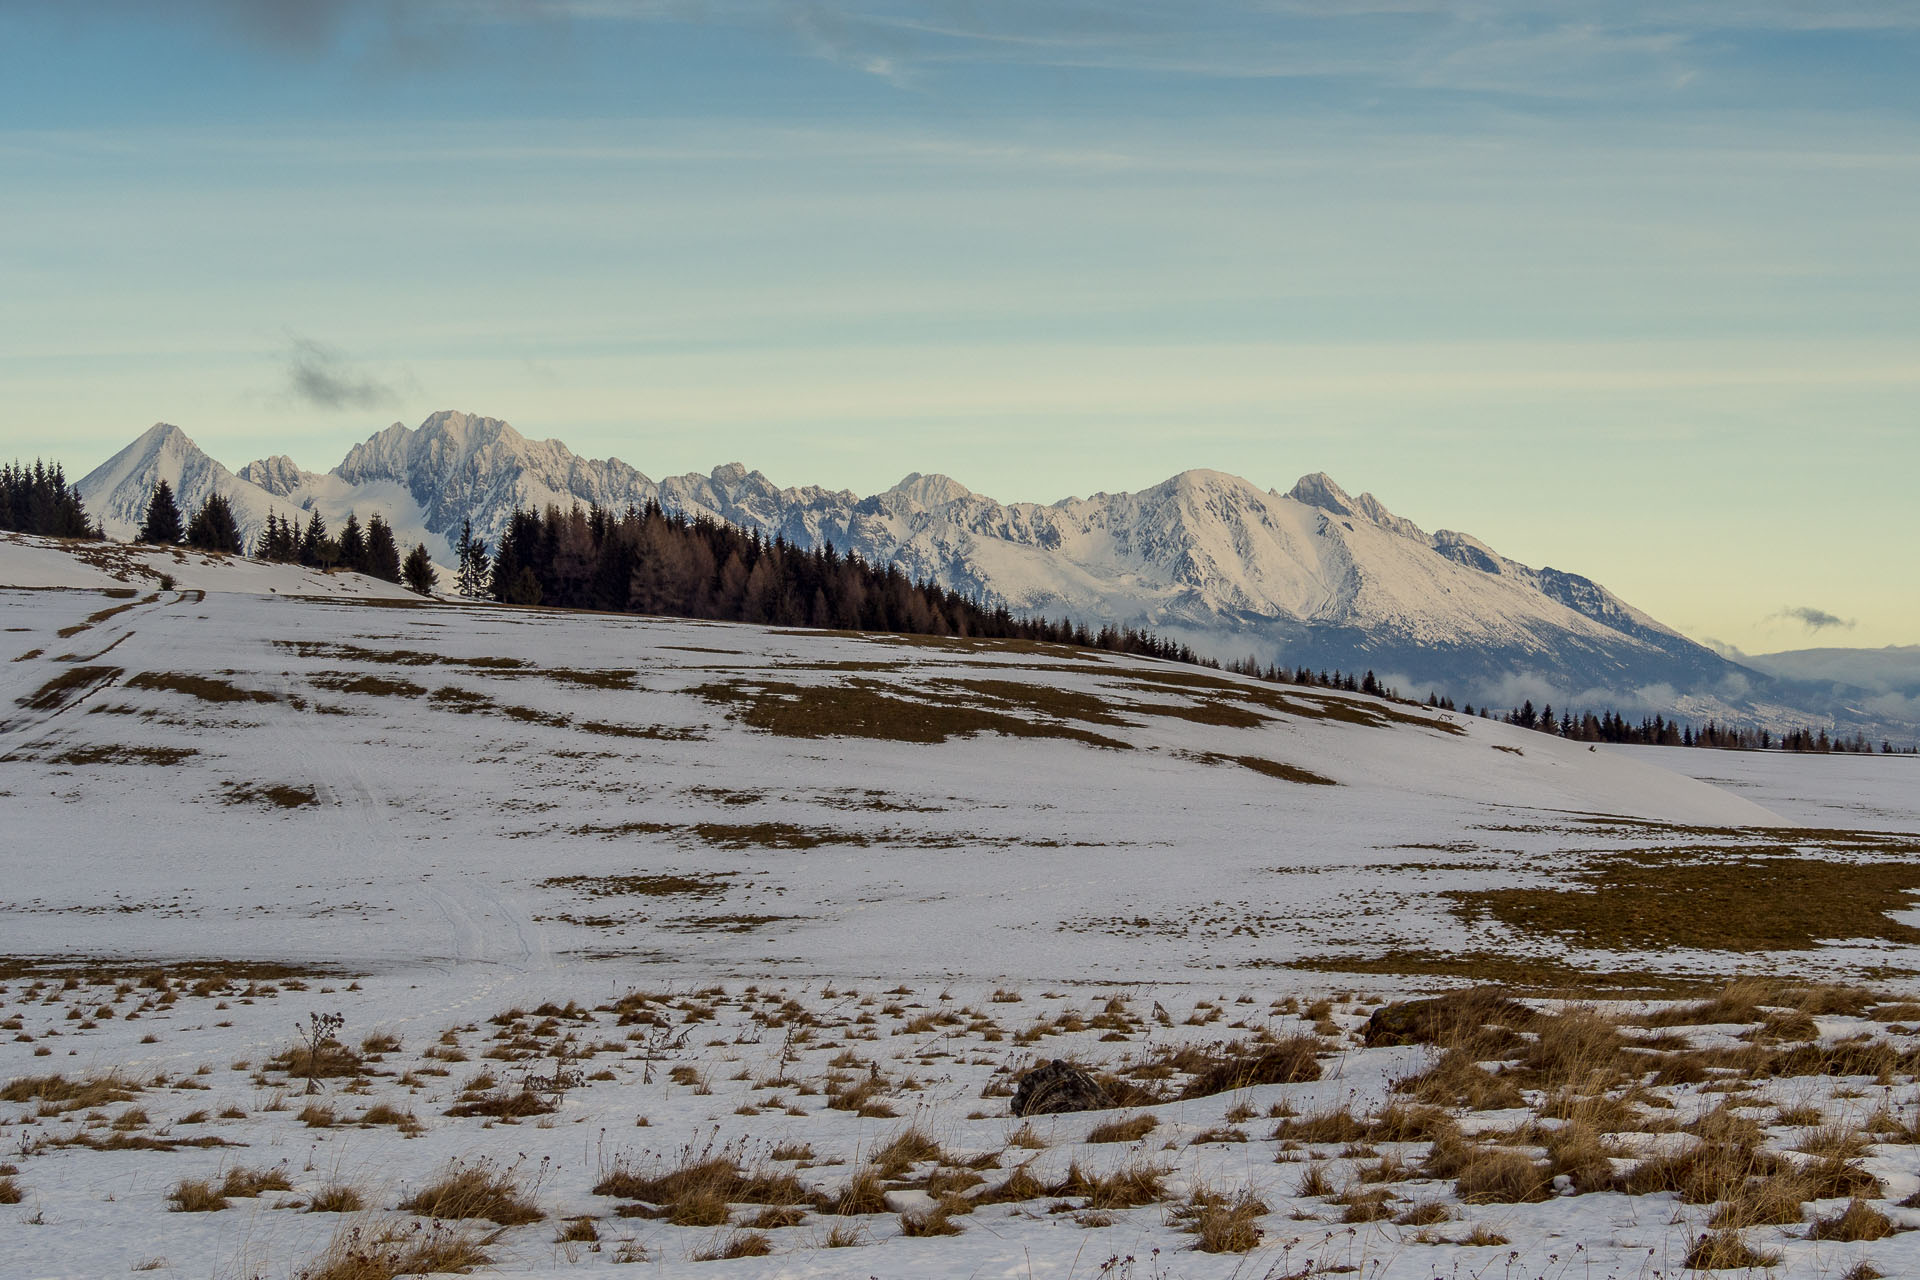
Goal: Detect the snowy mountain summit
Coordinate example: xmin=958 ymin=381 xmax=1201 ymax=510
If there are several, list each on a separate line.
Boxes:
xmin=74 ymin=411 xmax=1893 ymax=731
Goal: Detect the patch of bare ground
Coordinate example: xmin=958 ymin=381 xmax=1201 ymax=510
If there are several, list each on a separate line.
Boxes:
xmin=222 ymin=781 xmax=320 ymax=809
xmin=275 ymin=641 xmax=525 ymax=670
xmin=16 ymin=664 xmax=121 ymax=712
xmin=310 ymin=673 xmax=428 ymax=698
xmin=541 ymin=872 xmax=736 ymax=898
xmin=1179 ymin=749 xmax=1339 ymax=785
xmin=665 ymin=914 xmax=796 ymax=934
xmin=1450 ymin=854 xmax=1920 ymax=950
xmin=692 ymin=678 xmax=1131 ymax=750
xmin=1292 ymin=951 xmax=1713 ymax=996
xmin=43 ymin=744 xmax=197 ymax=766
xmin=125 ymin=671 xmax=279 ymax=704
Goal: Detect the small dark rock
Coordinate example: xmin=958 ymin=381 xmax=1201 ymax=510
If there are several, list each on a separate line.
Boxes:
xmin=1011 ymin=1059 xmax=1113 ymax=1117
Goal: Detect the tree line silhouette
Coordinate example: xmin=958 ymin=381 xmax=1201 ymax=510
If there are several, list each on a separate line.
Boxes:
xmin=1480 ymin=697 xmax=1914 ymax=755
xmin=485 ymin=501 xmax=1207 ymax=663
xmin=0 ymin=460 xmax=98 ymax=539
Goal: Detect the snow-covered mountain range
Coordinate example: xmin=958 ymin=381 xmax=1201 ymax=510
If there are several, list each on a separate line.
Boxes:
xmin=75 ymin=412 xmax=1914 ymax=737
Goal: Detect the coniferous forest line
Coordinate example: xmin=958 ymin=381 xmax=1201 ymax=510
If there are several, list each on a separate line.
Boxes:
xmin=4 ymin=463 xmax=1913 ymax=755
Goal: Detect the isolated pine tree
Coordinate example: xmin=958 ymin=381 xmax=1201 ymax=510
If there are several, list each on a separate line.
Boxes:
xmin=298 ymin=510 xmax=331 ymax=568
xmin=138 ymin=480 xmax=184 ymax=544
xmin=365 ymin=514 xmax=402 ymax=582
xmin=337 ymin=512 xmax=368 ymax=574
xmin=402 ymin=543 xmax=438 ymax=596
xmin=454 ymin=518 xmax=490 ymax=598
xmin=184 ymin=493 xmax=243 ymax=553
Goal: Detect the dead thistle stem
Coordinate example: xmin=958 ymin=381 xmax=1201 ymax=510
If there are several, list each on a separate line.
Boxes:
xmin=296 ymin=1012 xmax=344 ymax=1096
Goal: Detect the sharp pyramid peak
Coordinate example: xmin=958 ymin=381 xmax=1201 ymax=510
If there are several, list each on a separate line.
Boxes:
xmin=1286 ymin=471 xmax=1357 ymax=515
xmin=888 ymin=472 xmax=973 ymax=505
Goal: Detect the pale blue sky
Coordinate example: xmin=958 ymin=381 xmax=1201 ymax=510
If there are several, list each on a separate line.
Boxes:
xmin=2 ymin=2 xmax=1916 ymax=651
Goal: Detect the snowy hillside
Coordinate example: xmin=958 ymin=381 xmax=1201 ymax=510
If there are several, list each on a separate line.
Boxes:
xmin=75 ymin=412 xmax=1912 ymax=738
xmin=0 ymin=531 xmax=418 ymax=600
xmin=7 ymin=575 xmax=1920 ymax=1279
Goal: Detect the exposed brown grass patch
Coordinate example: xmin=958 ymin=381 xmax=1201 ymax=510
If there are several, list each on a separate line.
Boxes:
xmin=693 ymin=678 xmax=1130 ymax=750
xmin=17 ymin=664 xmax=121 ymax=712
xmin=1453 ymin=855 xmax=1920 ymax=951
xmin=1176 ymin=1034 xmax=1324 ymax=1098
xmin=223 ymin=781 xmax=320 ymax=809
xmin=126 ymin=671 xmax=279 ymax=704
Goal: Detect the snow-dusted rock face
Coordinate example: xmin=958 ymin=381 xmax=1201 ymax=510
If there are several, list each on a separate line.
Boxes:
xmin=236 ymin=454 xmax=316 ymax=498
xmin=73 ymin=412 xmax=1905 ymax=732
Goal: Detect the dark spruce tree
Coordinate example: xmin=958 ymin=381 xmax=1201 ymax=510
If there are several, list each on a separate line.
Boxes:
xmin=184 ymin=493 xmax=244 ymax=553
xmin=454 ymin=517 xmax=490 ymax=599
xmin=402 ymin=543 xmax=439 ymax=596
xmin=337 ymin=512 xmax=369 ymax=574
xmin=298 ymin=510 xmax=337 ymax=568
xmin=138 ymin=480 xmax=185 ymax=544
xmin=255 ymin=511 xmax=300 ymax=562
xmin=364 ymin=513 xmax=402 ymax=583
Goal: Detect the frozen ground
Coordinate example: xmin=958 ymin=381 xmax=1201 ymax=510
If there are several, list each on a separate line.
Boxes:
xmin=3 ymin=538 xmax=1919 ymax=1278
xmin=1619 ymin=745 xmax=1920 ymax=835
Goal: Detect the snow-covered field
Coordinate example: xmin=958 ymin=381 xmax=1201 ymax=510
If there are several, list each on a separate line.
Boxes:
xmin=4 ymin=538 xmax=1919 ymax=1279
xmin=1621 ymin=745 xmax=1920 ymax=835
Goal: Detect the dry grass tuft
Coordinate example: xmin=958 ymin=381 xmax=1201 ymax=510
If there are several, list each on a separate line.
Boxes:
xmin=898 ymin=1204 xmax=964 ymax=1237
xmin=1707 ymin=1167 xmax=1811 ymax=1229
xmin=398 ymin=1159 xmax=542 ymax=1225
xmin=293 ymin=1220 xmax=489 ymax=1280
xmin=1177 ymin=1188 xmax=1268 ymax=1252
xmin=1808 ymin=1197 xmax=1897 ymax=1242
xmin=309 ymin=1184 xmax=366 ymax=1213
xmin=1052 ymin=1158 xmax=1168 ymax=1209
xmin=1451 ymin=1148 xmax=1552 ymax=1204
xmin=1395 ymin=1200 xmax=1453 ymax=1226
xmin=871 ymin=1128 xmax=943 ymax=1178
xmin=1175 ymin=1034 xmax=1324 ymax=1098
xmin=0 ymin=1072 xmax=140 ymax=1112
xmin=692 ymin=1229 xmax=775 ymax=1259
xmin=596 ymin=1153 xmax=816 ymax=1220
xmin=168 ymin=1178 xmax=228 ymax=1213
xmin=978 ymin=1162 xmax=1047 ymax=1206
xmin=1683 ymin=1230 xmax=1782 ymax=1271
xmin=220 ymin=1165 xmax=293 ymax=1198
xmin=1086 ymin=1113 xmax=1158 ymax=1144
xmin=1396 ymin=1050 xmax=1524 ymax=1110
xmin=1272 ymin=1106 xmax=1370 ymax=1145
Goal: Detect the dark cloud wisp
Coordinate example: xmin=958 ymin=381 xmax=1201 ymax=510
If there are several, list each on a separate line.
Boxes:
xmin=1773 ymin=605 xmax=1856 ymax=632
xmin=286 ymin=336 xmax=402 ymax=411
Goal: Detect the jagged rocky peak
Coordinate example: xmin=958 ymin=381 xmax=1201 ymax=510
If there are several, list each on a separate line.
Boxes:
xmin=238 ymin=455 xmax=311 ymax=498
